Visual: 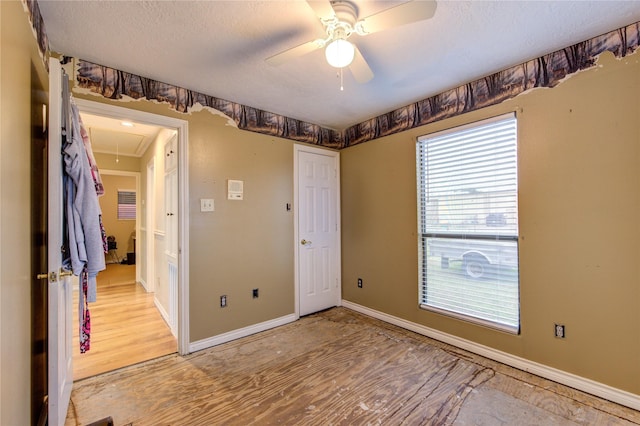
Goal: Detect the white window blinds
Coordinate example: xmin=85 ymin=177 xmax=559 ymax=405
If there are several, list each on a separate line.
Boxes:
xmin=417 ymin=113 xmax=519 ymax=333
xmin=117 ymin=190 xmax=136 ymax=220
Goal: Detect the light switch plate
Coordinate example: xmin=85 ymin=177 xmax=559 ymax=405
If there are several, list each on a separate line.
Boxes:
xmin=200 ymin=198 xmax=214 ymax=212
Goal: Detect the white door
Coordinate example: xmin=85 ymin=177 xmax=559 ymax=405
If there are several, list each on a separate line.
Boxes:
xmin=295 ymin=145 xmax=341 ymax=316
xmin=47 ymin=57 xmax=73 ymax=426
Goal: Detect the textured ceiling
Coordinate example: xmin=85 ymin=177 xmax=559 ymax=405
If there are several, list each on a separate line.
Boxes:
xmin=38 ymin=1 xmax=640 ymax=130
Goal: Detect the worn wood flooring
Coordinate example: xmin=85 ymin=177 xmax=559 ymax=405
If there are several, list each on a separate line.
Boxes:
xmin=72 ymin=263 xmax=177 ymax=381
xmin=66 ymin=308 xmax=639 ymax=425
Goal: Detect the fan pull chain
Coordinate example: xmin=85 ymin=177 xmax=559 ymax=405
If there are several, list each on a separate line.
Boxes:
xmin=336 ymin=68 xmax=344 ymax=92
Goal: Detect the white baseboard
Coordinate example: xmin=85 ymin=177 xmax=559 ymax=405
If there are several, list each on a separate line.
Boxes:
xmin=139 ymin=278 xmax=149 ymax=292
xmin=341 ymin=300 xmax=640 ymax=411
xmin=154 ymin=297 xmax=172 ymax=331
xmin=189 ymin=314 xmax=298 ymax=353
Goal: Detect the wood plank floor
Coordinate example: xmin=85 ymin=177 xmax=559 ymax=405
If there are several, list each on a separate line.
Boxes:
xmin=72 ymin=263 xmax=177 ymax=381
xmin=66 ymin=308 xmax=640 ymax=425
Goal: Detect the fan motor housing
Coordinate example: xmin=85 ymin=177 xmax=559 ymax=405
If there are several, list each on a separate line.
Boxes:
xmin=331 ymin=1 xmax=358 ymax=26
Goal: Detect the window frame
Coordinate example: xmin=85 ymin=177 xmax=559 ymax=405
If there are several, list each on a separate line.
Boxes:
xmin=416 ymin=113 xmax=520 ymax=334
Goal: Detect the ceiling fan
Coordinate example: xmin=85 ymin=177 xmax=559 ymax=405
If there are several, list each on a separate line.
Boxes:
xmin=266 ymin=0 xmax=437 ymax=84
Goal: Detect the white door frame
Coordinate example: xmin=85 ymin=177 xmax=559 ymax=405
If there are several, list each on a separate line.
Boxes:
xmin=145 ymin=158 xmax=156 ymax=292
xmin=293 ymin=144 xmax=342 ymax=318
xmin=74 ymin=98 xmax=190 ymax=355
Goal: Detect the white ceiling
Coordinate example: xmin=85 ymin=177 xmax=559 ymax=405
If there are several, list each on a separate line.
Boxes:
xmin=39 ymin=1 xmax=640 ymax=131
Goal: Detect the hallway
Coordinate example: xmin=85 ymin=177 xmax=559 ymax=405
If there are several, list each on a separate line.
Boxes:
xmin=72 ymin=263 xmax=176 ymax=381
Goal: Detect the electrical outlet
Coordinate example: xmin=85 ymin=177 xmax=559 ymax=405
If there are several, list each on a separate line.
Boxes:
xmin=554 ymin=324 xmax=565 ymax=339
xmin=252 ymin=288 xmax=259 ymax=298
xmin=220 ymin=295 xmax=227 ymax=307
xmin=357 ymin=278 xmax=363 ymax=288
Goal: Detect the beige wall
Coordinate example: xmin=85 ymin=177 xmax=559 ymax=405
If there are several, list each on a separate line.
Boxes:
xmin=94 ymin=152 xmax=140 ymax=173
xmin=99 ymin=174 xmax=137 ymax=258
xmin=341 ymin=51 xmax=640 ymax=395
xmin=187 ymin=113 xmax=295 ymax=340
xmin=0 ymin=1 xmax=49 ymax=423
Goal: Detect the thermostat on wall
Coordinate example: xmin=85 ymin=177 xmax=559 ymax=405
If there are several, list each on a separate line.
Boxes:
xmin=227 ymin=179 xmax=244 ymax=200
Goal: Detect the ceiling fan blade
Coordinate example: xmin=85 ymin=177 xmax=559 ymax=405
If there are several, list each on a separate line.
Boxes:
xmin=357 ymin=0 xmax=437 ymax=35
xmin=266 ymin=40 xmax=323 ymax=66
xmin=349 ymin=46 xmax=374 ymax=83
xmin=306 ymin=0 xmax=335 ymax=20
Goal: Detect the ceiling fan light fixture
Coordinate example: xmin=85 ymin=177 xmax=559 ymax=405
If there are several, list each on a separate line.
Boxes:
xmin=325 ymin=39 xmax=355 ymax=68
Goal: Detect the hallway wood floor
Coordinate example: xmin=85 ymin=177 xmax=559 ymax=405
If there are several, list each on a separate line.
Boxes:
xmin=66 ymin=308 xmax=640 ymax=425
xmin=72 ymin=263 xmax=177 ymax=381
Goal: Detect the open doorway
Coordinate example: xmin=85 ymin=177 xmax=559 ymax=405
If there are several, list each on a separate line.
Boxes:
xmin=70 ymin=99 xmax=189 ymax=380
xmin=100 ymin=170 xmax=137 ymax=270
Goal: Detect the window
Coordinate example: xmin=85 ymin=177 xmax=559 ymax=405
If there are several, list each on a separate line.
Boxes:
xmin=117 ymin=190 xmax=136 ymax=220
xmin=416 ymin=113 xmax=519 ymax=333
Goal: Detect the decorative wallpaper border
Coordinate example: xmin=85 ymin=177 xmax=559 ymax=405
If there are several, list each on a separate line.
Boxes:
xmin=342 ymin=22 xmax=640 ymax=148
xmin=74 ymin=61 xmax=343 ymax=149
xmin=22 ymin=0 xmax=639 ymax=150
xmin=22 ymin=0 xmax=50 ymax=68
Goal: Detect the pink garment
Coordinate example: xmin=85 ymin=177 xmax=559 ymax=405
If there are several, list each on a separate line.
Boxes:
xmin=77 ymin=107 xmax=104 ymax=196
xmin=79 ymin=266 xmax=91 ymax=353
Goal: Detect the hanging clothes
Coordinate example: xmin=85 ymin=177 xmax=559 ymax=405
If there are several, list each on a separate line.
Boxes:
xmin=63 ymin=99 xmax=106 ymax=301
xmin=61 ymin=71 xmax=106 ymax=352
xmin=74 ymin=104 xmax=109 ymax=255
xmin=78 ymin=110 xmax=105 ymax=197
xmin=79 ymin=267 xmax=91 ymax=353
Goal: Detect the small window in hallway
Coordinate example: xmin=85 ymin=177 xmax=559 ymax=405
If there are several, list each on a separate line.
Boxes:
xmin=117 ymin=190 xmax=136 ymax=220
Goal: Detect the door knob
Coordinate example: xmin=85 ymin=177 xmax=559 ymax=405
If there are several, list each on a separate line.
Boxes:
xmin=59 ymin=270 xmax=73 ymax=277
xmin=301 ymin=239 xmax=312 ymax=246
